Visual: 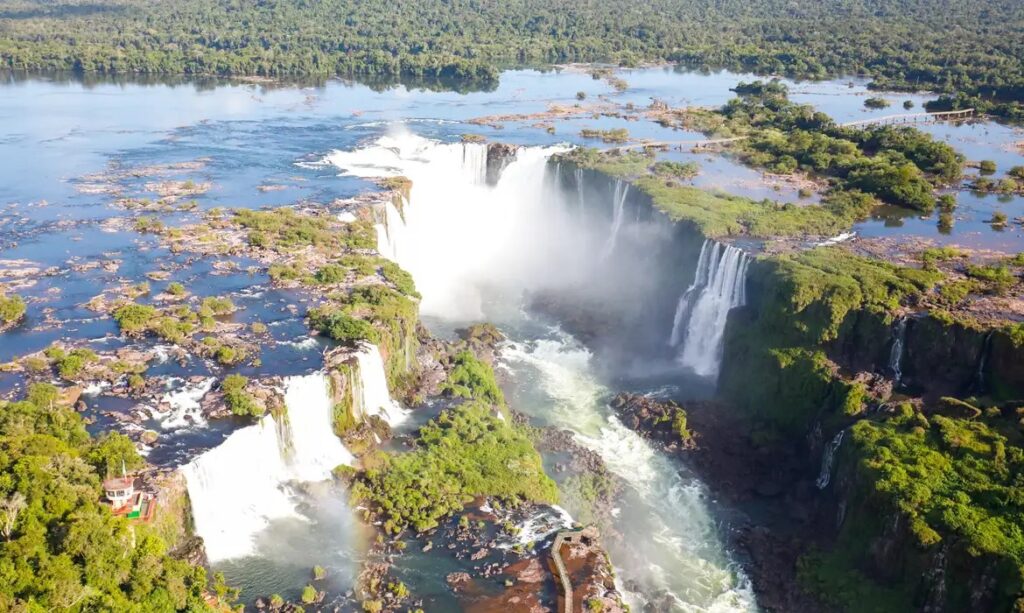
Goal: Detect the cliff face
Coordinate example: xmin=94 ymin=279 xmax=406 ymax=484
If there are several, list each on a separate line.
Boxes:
xmin=553 ymin=159 xmax=1024 ymax=612
xmin=540 ymin=164 xmax=707 ymax=364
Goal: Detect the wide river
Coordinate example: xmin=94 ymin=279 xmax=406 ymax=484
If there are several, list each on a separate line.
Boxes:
xmin=1 ymin=66 xmax=1022 ymax=610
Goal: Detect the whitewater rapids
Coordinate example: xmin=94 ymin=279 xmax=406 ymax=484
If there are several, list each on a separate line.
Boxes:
xmin=331 ymin=130 xmax=757 ymax=611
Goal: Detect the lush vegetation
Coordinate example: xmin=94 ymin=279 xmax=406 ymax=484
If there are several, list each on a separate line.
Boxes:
xmin=559 ymin=148 xmax=865 ymax=238
xmin=350 ymin=400 xmax=558 ymax=534
xmin=309 ymin=284 xmax=419 ymax=388
xmin=721 ymin=248 xmax=941 ymax=432
xmin=0 ymin=383 xmax=221 ymax=611
xmin=0 ymin=292 xmax=25 ymax=326
xmin=802 ymin=402 xmax=1024 ymax=611
xmin=441 ymin=350 xmax=505 ymax=406
xmin=1 ymin=0 xmax=1023 ymax=115
xmin=221 ymin=374 xmax=260 ymax=418
xmin=719 ymin=82 xmax=963 ymax=212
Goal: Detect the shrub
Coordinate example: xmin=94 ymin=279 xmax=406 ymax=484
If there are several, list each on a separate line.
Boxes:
xmin=112 ymin=302 xmax=158 ymax=334
xmin=222 ymin=374 xmax=260 ymax=418
xmin=0 ymin=293 xmax=26 ymax=324
xmin=979 ymin=160 xmax=997 ymax=175
xmin=300 ymin=585 xmax=317 ymax=604
xmin=442 ymin=351 xmax=504 ymax=405
xmin=167 ymin=282 xmax=186 ymax=296
xmin=315 ymin=264 xmax=347 ymax=284
xmin=864 ymin=97 xmax=890 ymax=109
xmin=351 ymin=402 xmax=557 ymax=534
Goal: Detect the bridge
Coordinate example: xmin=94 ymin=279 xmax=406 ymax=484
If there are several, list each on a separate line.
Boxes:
xmin=606 ymin=108 xmax=976 ymax=152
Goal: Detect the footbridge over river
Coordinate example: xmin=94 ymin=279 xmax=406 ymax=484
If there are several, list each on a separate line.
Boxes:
xmin=609 ymin=108 xmax=976 ymax=152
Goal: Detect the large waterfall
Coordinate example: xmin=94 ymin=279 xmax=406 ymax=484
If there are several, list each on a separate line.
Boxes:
xmin=182 ymin=373 xmax=352 ymax=562
xmin=670 ymin=239 xmax=750 ymax=379
xmin=373 ymin=196 xmax=407 ymax=263
xmin=328 ymin=132 xmax=756 ymax=611
xmin=328 ymin=132 xmax=570 ymax=320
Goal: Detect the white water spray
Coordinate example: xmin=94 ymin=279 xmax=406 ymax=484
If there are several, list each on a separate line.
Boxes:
xmin=816 ymin=429 xmax=845 ymax=490
xmin=183 ymin=373 xmax=353 ymax=562
xmin=502 ymin=332 xmax=756 ymax=611
xmin=673 ymin=240 xmax=749 ymax=379
xmin=328 ymin=131 xmax=569 ymax=320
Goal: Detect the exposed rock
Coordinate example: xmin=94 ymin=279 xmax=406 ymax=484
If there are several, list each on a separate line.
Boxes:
xmin=486 ymin=143 xmax=519 ymax=186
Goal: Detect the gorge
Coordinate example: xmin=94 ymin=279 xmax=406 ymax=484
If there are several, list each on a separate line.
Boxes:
xmin=2 ymin=63 xmax=1024 ymax=613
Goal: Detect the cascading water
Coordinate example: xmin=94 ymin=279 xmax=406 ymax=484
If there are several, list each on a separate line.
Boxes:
xmin=672 ymin=239 xmax=750 ymax=379
xmin=889 ymin=316 xmax=907 ymax=386
xmin=574 ymin=167 xmax=586 ymax=217
xmin=669 ymin=239 xmax=714 ymax=347
xmin=599 ymin=179 xmax=629 ymax=260
xmin=330 ymin=131 xmax=755 ymax=611
xmin=328 ymin=131 xmax=570 ymax=320
xmin=284 ymin=374 xmax=355 ymax=480
xmin=462 ymin=142 xmax=488 ymax=184
xmin=502 ymin=332 xmax=755 ymax=611
xmin=372 ymin=197 xmax=407 ymax=262
xmin=182 ymin=373 xmax=353 ymax=562
xmin=816 ymin=429 xmax=846 ymax=489
xmin=353 ymin=342 xmax=408 ymax=427
xmin=975 ymin=331 xmax=994 ymax=394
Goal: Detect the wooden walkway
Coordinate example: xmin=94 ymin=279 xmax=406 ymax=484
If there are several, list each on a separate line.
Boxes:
xmin=606 ymin=108 xmax=976 ymax=152
xmin=839 ymin=107 xmax=974 ymax=128
xmin=551 ymin=531 xmax=575 ymax=613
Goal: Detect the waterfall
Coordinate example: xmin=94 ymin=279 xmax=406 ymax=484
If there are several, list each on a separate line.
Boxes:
xmin=372 ymin=197 xmax=406 ymax=262
xmin=328 ymin=132 xmax=568 ymax=320
xmin=284 ymin=374 xmax=355 ymax=480
xmin=673 ymin=240 xmax=750 ymax=379
xmin=599 ymin=179 xmax=629 ymax=260
xmin=669 ymin=240 xmax=714 ymax=347
xmin=816 ymin=430 xmax=845 ymax=489
xmin=462 ymin=142 xmax=488 ymax=184
xmin=182 ymin=373 xmax=352 ymax=562
xmin=354 ymin=343 xmax=408 ymax=427
xmin=889 ymin=317 xmax=907 ymax=386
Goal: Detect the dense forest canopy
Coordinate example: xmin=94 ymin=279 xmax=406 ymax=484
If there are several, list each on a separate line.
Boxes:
xmin=0 ymin=0 xmax=1023 ymax=111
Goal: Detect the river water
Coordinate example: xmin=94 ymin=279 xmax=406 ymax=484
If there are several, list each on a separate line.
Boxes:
xmin=1 ymin=66 xmax=1022 ymax=608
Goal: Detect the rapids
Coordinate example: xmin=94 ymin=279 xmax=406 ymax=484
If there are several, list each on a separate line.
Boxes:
xmin=335 ymin=131 xmax=757 ymax=611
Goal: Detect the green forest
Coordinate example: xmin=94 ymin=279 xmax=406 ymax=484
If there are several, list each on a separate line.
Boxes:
xmin=0 ymin=0 xmax=1023 ymax=114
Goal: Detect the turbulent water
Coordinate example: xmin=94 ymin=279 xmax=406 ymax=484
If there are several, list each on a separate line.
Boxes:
xmin=340 ymin=133 xmax=756 ymax=611
xmin=183 ymin=373 xmax=352 ymax=562
xmin=502 ymin=333 xmax=756 ymax=611
xmin=670 ymin=240 xmax=750 ymax=379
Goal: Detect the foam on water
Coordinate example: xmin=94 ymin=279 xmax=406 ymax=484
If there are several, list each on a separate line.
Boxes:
xmin=160 ymin=377 xmax=215 ymax=430
xmin=501 ymin=331 xmax=756 ymax=611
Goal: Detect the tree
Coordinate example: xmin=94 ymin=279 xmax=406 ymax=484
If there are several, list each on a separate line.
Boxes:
xmin=0 ymin=492 xmax=26 ymax=539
